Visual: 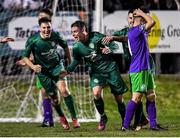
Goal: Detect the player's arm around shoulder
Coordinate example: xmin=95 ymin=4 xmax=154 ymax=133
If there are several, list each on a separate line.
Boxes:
xmin=102 ymin=31 xmax=128 ymax=44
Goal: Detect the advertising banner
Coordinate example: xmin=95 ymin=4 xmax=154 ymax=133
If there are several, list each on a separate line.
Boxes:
xmin=104 ymin=11 xmax=180 ymax=53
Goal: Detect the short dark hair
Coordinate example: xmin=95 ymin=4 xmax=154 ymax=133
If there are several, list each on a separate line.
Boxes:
xmin=140 ymin=7 xmax=150 ymax=14
xmin=128 ymin=9 xmax=135 ymax=14
xmin=71 ymin=20 xmax=87 ymax=31
xmin=39 ymin=8 xmax=53 ymax=17
xmin=38 ymin=17 xmax=51 ymax=26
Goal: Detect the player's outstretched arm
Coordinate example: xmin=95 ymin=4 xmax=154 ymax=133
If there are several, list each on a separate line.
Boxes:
xmin=0 ymin=37 xmax=14 ymax=43
xmin=23 ymin=57 xmax=42 ymax=73
xmin=102 ymin=36 xmax=128 ymax=44
xmin=64 ymin=47 xmax=72 ymax=64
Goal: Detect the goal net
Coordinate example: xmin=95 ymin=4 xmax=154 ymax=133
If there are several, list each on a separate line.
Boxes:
xmin=0 ymin=0 xmax=99 ymax=122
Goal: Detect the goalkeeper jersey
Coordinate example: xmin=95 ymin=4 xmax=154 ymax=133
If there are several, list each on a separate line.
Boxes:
xmin=22 ymin=31 xmax=68 ymax=70
xmin=67 ymin=32 xmax=118 ymax=73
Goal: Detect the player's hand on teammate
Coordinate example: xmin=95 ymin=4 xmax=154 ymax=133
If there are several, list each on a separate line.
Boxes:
xmin=60 ymin=70 xmax=69 ymax=78
xmin=32 ymin=65 xmax=42 ymax=73
xmin=102 ymin=36 xmax=113 ymax=44
xmin=100 ymin=46 xmax=111 ymax=54
xmin=0 ymin=37 xmax=14 ymax=43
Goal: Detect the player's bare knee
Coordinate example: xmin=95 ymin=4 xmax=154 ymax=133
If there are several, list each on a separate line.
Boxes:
xmin=93 ymin=86 xmax=102 ymax=99
xmin=114 ymin=94 xmax=123 ymax=103
xmin=60 ymin=89 xmax=70 ymax=97
xmin=146 ymin=93 xmax=156 ymax=102
xmin=51 ymin=97 xmax=59 ymax=106
xmin=94 ymin=93 xmax=101 ymax=99
xmin=132 ymin=93 xmax=143 ymax=103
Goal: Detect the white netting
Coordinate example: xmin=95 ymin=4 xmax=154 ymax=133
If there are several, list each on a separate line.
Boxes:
xmin=0 ymin=0 xmax=98 ymax=122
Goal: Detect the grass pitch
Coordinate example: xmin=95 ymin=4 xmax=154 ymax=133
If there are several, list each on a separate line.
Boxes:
xmin=0 ymin=75 xmax=180 ymax=137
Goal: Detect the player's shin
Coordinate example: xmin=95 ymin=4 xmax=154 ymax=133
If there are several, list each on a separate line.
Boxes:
xmin=64 ymin=95 xmax=77 ymax=119
xmin=94 ymin=96 xmax=105 ymax=116
xmin=117 ymin=102 xmax=126 ymax=124
xmin=123 ymin=100 xmax=138 ymax=129
xmin=43 ymin=98 xmax=53 ymax=121
xmin=146 ymin=100 xmax=157 ymax=128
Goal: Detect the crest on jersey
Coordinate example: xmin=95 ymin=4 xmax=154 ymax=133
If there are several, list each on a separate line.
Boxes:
xmin=89 ymin=43 xmax=95 ymax=49
xmin=94 ymin=79 xmax=99 ymax=83
xmin=51 ymin=42 xmax=56 ymax=47
xmin=141 ymin=84 xmax=147 ymax=91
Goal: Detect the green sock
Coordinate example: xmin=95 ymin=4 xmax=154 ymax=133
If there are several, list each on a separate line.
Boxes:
xmin=54 ymin=104 xmax=64 ymax=117
xmin=64 ymin=95 xmax=77 ymax=119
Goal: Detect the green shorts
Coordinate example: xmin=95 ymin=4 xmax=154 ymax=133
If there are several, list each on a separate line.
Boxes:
xmin=130 ymin=70 xmax=156 ymax=93
xmin=90 ymin=68 xmax=128 ymax=95
xmin=36 ymin=76 xmax=43 ymax=89
xmin=37 ymin=63 xmax=66 ymax=96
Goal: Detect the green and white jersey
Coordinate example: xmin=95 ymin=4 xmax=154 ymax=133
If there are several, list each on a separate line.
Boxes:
xmin=67 ymin=32 xmax=118 ymax=73
xmin=22 ymin=32 xmax=68 ymax=70
xmin=113 ymin=27 xmax=131 ymax=61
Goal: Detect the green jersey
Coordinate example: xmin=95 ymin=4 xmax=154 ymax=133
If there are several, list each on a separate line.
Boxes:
xmin=67 ymin=32 xmax=118 ymax=73
xmin=22 ymin=32 xmax=68 ymax=71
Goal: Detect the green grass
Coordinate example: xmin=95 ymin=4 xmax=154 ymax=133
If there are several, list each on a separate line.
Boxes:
xmin=0 ymin=75 xmax=180 ymax=137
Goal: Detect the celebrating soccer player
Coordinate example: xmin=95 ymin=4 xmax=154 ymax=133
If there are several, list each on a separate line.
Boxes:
xmin=22 ymin=17 xmax=80 ymax=130
xmin=60 ymin=20 xmax=128 ymax=131
xmin=17 ymin=8 xmax=55 ymax=127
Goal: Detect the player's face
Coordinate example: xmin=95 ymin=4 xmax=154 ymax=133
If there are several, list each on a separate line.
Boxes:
xmin=40 ymin=22 xmax=52 ymax=39
xmin=38 ymin=12 xmax=51 ymax=20
xmin=71 ymin=26 xmax=87 ymax=42
xmin=127 ymin=13 xmax=134 ymax=28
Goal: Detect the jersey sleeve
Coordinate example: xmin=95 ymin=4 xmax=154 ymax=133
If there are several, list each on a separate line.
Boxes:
xmin=54 ymin=32 xmax=68 ymax=49
xmin=22 ymin=37 xmax=34 ymax=58
xmin=113 ymin=28 xmax=128 ymax=36
xmin=66 ymin=43 xmax=82 ymax=72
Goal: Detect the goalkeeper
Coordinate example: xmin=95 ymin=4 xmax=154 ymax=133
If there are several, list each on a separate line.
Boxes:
xmin=60 ymin=20 xmax=128 ymax=131
xmin=22 ymin=17 xmax=80 ymax=130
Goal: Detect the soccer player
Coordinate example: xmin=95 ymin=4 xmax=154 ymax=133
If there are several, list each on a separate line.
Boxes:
xmin=22 ymin=17 xmax=80 ymax=130
xmin=37 ymin=8 xmax=54 ymax=127
xmin=121 ymin=8 xmax=163 ymax=131
xmin=0 ymin=37 xmax=14 ymax=43
xmin=60 ymin=20 xmax=128 ymax=131
xmin=102 ymin=9 xmax=155 ymax=131
xmin=17 ymin=8 xmax=55 ymax=127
